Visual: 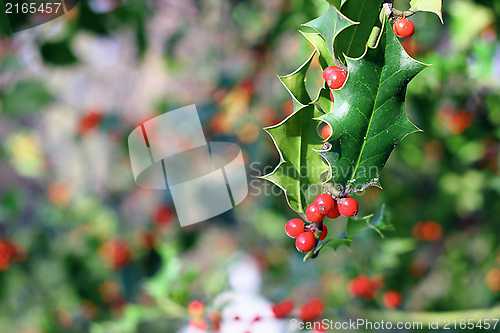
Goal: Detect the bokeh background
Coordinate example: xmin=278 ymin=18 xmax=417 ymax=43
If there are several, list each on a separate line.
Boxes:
xmin=1 ymin=0 xmax=500 ymax=332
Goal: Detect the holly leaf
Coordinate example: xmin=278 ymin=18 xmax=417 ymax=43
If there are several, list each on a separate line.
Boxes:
xmin=410 ymin=0 xmax=444 ymax=23
xmin=325 ymin=0 xmax=348 ymax=9
xmin=300 ymin=31 xmax=336 ymax=70
xmin=334 ymin=0 xmax=384 ymax=61
xmin=303 ymin=4 xmax=357 ymax=60
xmin=300 ymin=31 xmax=335 ymax=115
xmin=277 ymin=50 xmax=315 ymax=112
xmin=261 ymin=103 xmax=327 ymax=215
xmin=304 ymin=205 xmax=392 ymax=260
xmin=319 ymin=18 xmax=428 ymax=194
xmin=261 ymin=53 xmax=328 ymax=215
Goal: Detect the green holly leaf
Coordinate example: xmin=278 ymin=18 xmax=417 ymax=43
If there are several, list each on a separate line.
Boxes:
xmin=300 ymin=31 xmax=336 ymax=70
xmin=325 ymin=0 xmax=348 ymax=9
xmin=410 ymin=0 xmax=444 ymax=23
xmin=303 ymin=4 xmax=357 ymax=61
xmin=319 ymin=18 xmax=428 ymax=194
xmin=261 ymin=102 xmax=327 ymax=215
xmin=277 ymin=50 xmax=315 ymax=112
xmin=334 ymin=0 xmax=384 ymax=61
xmin=300 ymin=31 xmax=335 ymax=115
xmin=304 ymin=204 xmax=392 ymax=260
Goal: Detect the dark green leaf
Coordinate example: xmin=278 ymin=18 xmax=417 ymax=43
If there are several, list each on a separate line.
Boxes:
xmin=334 ymin=0 xmax=384 ymax=61
xmin=319 ymin=18 xmax=428 ymax=194
xmin=303 ymin=4 xmax=357 ymax=60
xmin=40 ymin=39 xmax=78 ymax=66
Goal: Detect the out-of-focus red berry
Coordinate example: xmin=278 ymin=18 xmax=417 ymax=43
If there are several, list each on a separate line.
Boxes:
xmin=99 ymin=239 xmax=130 ymax=270
xmin=300 ymin=299 xmax=324 ymax=322
xmin=349 ymin=275 xmax=377 ymax=300
xmin=383 ymin=290 xmax=403 ymax=309
xmin=79 ymin=111 xmax=103 ymax=135
xmin=188 ymin=300 xmax=205 ymax=317
xmin=272 ymin=299 xmax=294 ymax=318
xmin=154 ymin=205 xmax=173 ymax=224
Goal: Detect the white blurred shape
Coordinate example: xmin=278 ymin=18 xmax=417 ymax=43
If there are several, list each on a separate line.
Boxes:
xmin=90 ymin=36 xmax=121 ymax=68
xmin=215 ymin=254 xmax=286 ymax=333
xmin=88 ymin=0 xmax=119 ymax=13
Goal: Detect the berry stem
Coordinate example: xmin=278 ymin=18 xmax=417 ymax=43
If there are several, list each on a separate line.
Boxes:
xmin=297 ymin=211 xmax=308 ymax=222
xmin=324 ymin=183 xmax=340 ymax=198
xmin=381 ymin=0 xmax=416 ymax=20
xmin=302 ymin=222 xmax=323 ymax=262
xmin=331 ymin=57 xmax=348 ymax=73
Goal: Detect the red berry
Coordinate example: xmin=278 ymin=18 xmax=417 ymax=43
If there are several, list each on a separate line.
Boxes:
xmin=349 ymin=275 xmax=375 ymax=300
xmin=383 ymin=290 xmax=402 ymax=309
xmin=272 ymin=299 xmax=294 ymax=318
xmin=325 ymin=68 xmax=347 ymax=90
xmin=188 ymin=300 xmax=205 ymax=317
xmin=321 ymin=123 xmax=332 ymax=140
xmin=322 ymin=66 xmax=339 ymax=81
xmin=305 ymin=203 xmax=324 ymax=223
xmin=319 ymin=225 xmax=328 ymax=241
xmin=421 ymin=221 xmax=443 ymax=241
xmin=300 ymin=299 xmax=324 ymax=322
xmin=313 ymin=193 xmax=335 ymax=214
xmin=330 ymin=89 xmax=334 ymax=102
xmin=326 ymin=200 xmax=340 ymax=219
xmin=337 ymin=197 xmax=358 ymax=217
xmin=393 ymin=17 xmax=415 ymax=38
xmin=0 ymin=240 xmax=15 ymax=271
xmin=154 ymin=205 xmax=173 ymax=224
xmin=295 ymin=232 xmax=316 ymax=253
xmin=285 ymin=218 xmax=305 ymax=238
xmin=79 ymin=111 xmax=103 ymax=135
xmin=98 ymin=239 xmax=130 ymax=270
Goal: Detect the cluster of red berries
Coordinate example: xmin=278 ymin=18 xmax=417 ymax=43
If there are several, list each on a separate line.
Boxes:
xmin=349 ymin=275 xmax=403 ymax=309
xmin=393 ymin=17 xmax=415 ymax=39
xmin=322 ymin=65 xmax=347 ymax=103
xmin=285 ymin=193 xmax=359 ymax=253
